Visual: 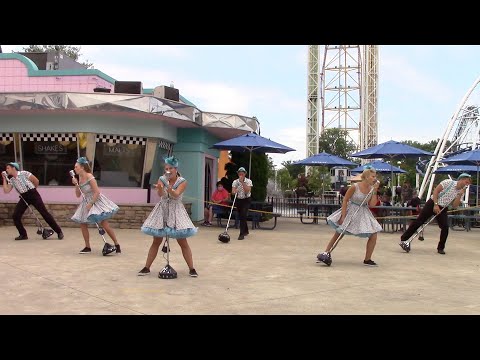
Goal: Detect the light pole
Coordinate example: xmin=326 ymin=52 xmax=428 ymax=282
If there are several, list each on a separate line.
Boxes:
xmin=331 ymin=137 xmax=339 ymax=154
xmin=415 ymin=157 xmax=420 ymax=191
xmin=274 ymin=169 xmax=278 ymax=191
xmin=397 ymin=161 xmax=402 ymax=188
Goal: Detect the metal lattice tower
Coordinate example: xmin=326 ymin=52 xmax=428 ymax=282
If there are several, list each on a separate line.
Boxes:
xmin=306 ymin=45 xmax=378 ymax=160
xmin=419 ymin=76 xmax=480 ymax=200
xmin=452 ymin=106 xmax=479 ymax=150
xmin=360 ymin=45 xmax=378 ymax=151
xmin=320 ymin=45 xmax=362 ymax=148
xmin=306 ymin=45 xmax=320 ymax=159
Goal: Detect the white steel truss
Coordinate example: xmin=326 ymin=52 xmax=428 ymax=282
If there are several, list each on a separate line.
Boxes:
xmin=320 ymin=45 xmax=362 ymax=149
xmin=360 ymin=45 xmax=378 ymax=151
xmin=307 ymin=45 xmax=378 ymax=162
xmin=306 ymin=45 xmax=320 ymax=159
xmin=419 ymin=76 xmax=480 ymax=200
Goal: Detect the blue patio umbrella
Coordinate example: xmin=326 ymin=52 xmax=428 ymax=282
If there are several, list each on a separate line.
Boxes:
xmin=351 ymin=140 xmax=433 ymax=194
xmin=293 ymin=152 xmax=357 ymax=194
xmin=433 ymin=164 xmax=478 ymax=174
xmin=293 ymin=152 xmax=357 ymax=167
xmin=442 ymin=149 xmax=480 ymax=206
xmin=350 ymin=160 xmax=406 ymax=174
xmin=211 ymin=132 xmax=295 ymax=175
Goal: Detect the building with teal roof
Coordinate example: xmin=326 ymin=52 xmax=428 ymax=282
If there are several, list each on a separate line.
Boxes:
xmin=0 ymin=52 xmax=259 ymax=221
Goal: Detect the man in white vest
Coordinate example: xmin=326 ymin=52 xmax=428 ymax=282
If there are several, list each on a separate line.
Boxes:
xmin=2 ymin=162 xmax=63 ymax=240
xmin=399 ymin=173 xmax=471 ymax=254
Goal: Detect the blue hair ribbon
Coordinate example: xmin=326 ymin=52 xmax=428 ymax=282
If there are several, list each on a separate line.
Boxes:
xmin=164 ymin=156 xmax=179 ymax=168
xmin=77 ymin=157 xmax=89 ymax=165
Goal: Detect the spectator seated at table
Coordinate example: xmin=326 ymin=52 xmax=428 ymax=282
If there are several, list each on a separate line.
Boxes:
xmin=381 ymin=194 xmax=392 ymax=206
xmin=203 ymin=181 xmax=230 ymax=226
xmin=407 ymin=191 xmax=421 ymax=215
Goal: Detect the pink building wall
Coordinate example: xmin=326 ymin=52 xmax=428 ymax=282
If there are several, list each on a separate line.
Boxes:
xmin=0 ymin=55 xmax=190 ymax=206
xmin=1 ymin=187 xmax=149 ymax=204
xmin=1 ymin=188 xmax=195 ymax=208
xmin=0 ymin=55 xmax=143 ymax=203
xmin=0 ymin=58 xmax=114 ymax=93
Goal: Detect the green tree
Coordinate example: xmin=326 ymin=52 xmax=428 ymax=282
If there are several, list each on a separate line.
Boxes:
xmin=276 ymin=168 xmax=293 ymax=193
xmin=266 ymin=155 xmax=276 ymax=180
xmin=402 ymin=139 xmax=439 ymax=153
xmin=318 ymin=128 xmax=359 ymax=159
xmin=222 ymin=161 xmax=237 ymax=193
xmin=281 ymin=160 xmax=304 ymax=180
xmin=22 ymin=45 xmax=93 ymax=68
xmin=391 ymin=139 xmax=451 ymax=189
xmin=229 ymin=151 xmax=269 ymax=201
xmin=306 ymin=166 xmax=331 ymax=195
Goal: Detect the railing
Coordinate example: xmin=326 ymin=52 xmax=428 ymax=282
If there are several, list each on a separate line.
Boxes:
xmin=266 ymin=195 xmax=343 ymax=218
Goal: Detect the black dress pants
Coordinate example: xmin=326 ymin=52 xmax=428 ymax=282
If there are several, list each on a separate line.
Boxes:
xmin=400 ymin=199 xmax=449 ymax=250
xmin=13 ymin=189 xmax=62 ymax=236
xmin=235 ymin=197 xmax=251 ymax=236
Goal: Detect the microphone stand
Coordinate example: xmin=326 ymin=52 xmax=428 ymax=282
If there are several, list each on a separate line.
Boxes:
xmin=158 ymin=171 xmax=177 ymax=279
xmin=69 ymin=170 xmax=116 ymax=256
xmin=3 ymin=171 xmax=54 ymax=239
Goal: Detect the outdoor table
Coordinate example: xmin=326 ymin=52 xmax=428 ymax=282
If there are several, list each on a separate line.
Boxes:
xmin=371 ymin=206 xmax=417 ymax=233
xmin=448 ymin=208 xmax=480 ymax=231
xmin=299 ymin=203 xmax=341 ymax=224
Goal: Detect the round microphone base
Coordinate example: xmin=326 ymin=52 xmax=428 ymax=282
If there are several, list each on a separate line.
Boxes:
xmin=42 ymin=229 xmax=55 ymax=239
xmin=102 ymin=243 xmax=117 ymax=256
xmin=158 ymin=264 xmax=177 ymax=279
xmin=218 ymin=232 xmax=230 ymax=243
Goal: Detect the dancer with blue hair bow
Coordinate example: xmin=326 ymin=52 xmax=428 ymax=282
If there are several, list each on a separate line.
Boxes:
xmin=71 ymin=157 xmax=121 ymax=254
xmin=139 ymin=156 xmax=199 ymax=277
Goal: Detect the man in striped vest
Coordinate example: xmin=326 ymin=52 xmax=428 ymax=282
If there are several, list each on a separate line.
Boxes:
xmin=2 ymin=162 xmax=63 ymax=240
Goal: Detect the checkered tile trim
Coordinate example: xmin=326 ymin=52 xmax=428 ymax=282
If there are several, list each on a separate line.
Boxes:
xmin=0 ymin=133 xmax=14 ymax=142
xmin=96 ymin=134 xmax=146 ymax=145
xmin=21 ymin=133 xmax=77 ymax=142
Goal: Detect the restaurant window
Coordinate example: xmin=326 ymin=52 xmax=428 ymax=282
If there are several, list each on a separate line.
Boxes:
xmin=21 ymin=133 xmax=79 ymax=186
xmin=149 ymin=140 xmax=174 ymax=188
xmin=0 ymin=133 xmax=16 ymax=168
xmin=94 ymin=134 xmax=146 ymax=187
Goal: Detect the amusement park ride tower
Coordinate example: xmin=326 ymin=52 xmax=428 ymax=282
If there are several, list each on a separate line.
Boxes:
xmin=306 ymin=45 xmax=379 ymax=161
xmin=419 ymin=77 xmax=480 ymax=200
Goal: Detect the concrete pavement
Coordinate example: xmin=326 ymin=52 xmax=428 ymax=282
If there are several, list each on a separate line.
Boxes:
xmin=0 ymin=218 xmax=479 ymax=314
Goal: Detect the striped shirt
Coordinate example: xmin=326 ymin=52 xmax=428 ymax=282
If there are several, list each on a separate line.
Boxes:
xmin=9 ymin=171 xmax=35 ymax=193
xmin=433 ymin=179 xmax=463 ymax=207
xmin=232 ymin=178 xmax=253 ymax=199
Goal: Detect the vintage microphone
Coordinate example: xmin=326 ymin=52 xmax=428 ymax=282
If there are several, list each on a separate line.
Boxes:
xmin=69 ymin=170 xmax=116 ymax=256
xmin=158 ymin=171 xmax=177 ymax=279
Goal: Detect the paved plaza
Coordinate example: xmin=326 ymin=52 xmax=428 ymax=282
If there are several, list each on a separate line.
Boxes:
xmin=0 ymin=218 xmax=479 ymax=315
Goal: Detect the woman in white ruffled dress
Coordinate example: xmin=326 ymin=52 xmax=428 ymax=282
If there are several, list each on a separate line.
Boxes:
xmin=318 ymin=168 xmax=382 ymax=266
xmin=71 ymin=157 xmax=120 ymax=255
xmin=138 ymin=156 xmax=198 ymax=277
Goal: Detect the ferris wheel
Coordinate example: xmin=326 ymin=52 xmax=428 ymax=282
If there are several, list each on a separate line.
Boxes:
xmin=419 ymin=76 xmax=480 ymax=200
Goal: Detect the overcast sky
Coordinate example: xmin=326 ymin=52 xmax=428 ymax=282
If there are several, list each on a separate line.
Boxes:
xmin=4 ymin=45 xmax=480 ymax=168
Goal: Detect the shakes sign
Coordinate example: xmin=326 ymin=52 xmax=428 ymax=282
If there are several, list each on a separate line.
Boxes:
xmin=34 ymin=143 xmax=68 ymax=155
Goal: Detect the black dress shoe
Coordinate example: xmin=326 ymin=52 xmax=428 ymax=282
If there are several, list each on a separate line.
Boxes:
xmin=437 ymin=249 xmax=446 ymax=255
xmin=57 ymin=232 xmax=64 ymax=240
xmin=15 ymin=235 xmax=28 ymax=240
xmin=238 ymin=234 xmax=245 ymax=240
